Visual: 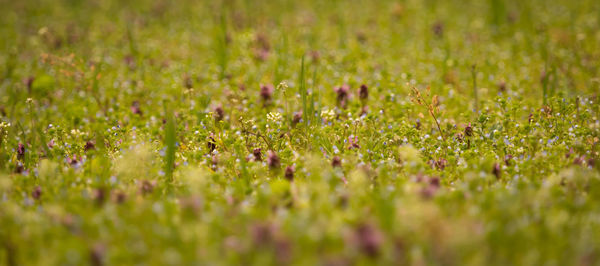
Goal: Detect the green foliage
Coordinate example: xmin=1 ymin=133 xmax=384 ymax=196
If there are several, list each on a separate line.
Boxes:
xmin=0 ymin=0 xmax=599 ymax=265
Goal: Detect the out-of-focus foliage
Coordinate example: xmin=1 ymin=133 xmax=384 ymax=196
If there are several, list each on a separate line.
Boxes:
xmin=1 ymin=0 xmax=599 ymax=265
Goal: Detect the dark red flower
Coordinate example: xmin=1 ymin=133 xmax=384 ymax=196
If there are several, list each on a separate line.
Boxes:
xmin=253 ymin=148 xmax=262 ymax=161
xmin=284 ymin=166 xmax=295 ymax=181
xmin=67 ymin=155 xmax=79 ymax=166
xmin=207 ymin=135 xmax=217 ymax=153
xmin=434 ymin=158 xmax=447 ymax=170
xmin=332 ymin=156 xmax=342 ymax=168
xmin=131 ymin=101 xmax=142 ymax=116
xmin=504 ymin=154 xmax=513 ymax=166
xmin=355 ymin=223 xmax=383 ymax=257
xmin=183 ymin=74 xmax=193 ymax=89
xmin=497 ymin=81 xmax=506 ymax=92
xmin=17 ymin=143 xmax=25 ymax=160
xmin=24 ymin=76 xmax=35 ymax=92
xmin=292 ymin=111 xmax=303 ymax=126
xmin=260 ymin=84 xmax=274 ymax=103
xmin=267 ymin=151 xmax=280 ymax=169
xmin=492 ymin=163 xmax=501 ymax=179
xmin=84 ymin=141 xmax=95 ymax=151
xmin=112 ymin=190 xmax=127 ymax=204
xmin=90 ymin=243 xmax=105 ymax=266
xmin=140 ymin=180 xmax=155 ymax=195
xmin=432 ymin=21 xmax=444 ymax=38
xmin=251 ymin=222 xmax=276 ymax=246
xmin=213 ymin=105 xmax=224 ymax=122
xmin=334 ymin=85 xmax=350 ymax=108
xmin=94 ymin=188 xmax=106 ymax=206
xmin=358 ymin=84 xmax=368 ymax=101
xmin=574 ymin=156 xmax=586 ymax=166
xmin=464 ymin=123 xmax=473 ymax=137
xmin=429 ymin=176 xmax=440 ymax=188
xmin=32 ymin=186 xmax=42 ymax=200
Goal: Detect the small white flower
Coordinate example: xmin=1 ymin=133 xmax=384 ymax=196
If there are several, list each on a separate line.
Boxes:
xmin=321 ymin=108 xmax=335 ymax=121
xmin=267 ymin=112 xmax=282 ymax=123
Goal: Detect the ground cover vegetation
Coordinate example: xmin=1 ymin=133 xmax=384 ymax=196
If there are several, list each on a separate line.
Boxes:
xmin=1 ymin=0 xmax=600 ymax=265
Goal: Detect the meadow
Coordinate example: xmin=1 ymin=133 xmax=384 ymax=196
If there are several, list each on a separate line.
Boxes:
xmin=1 ymin=0 xmax=600 ymax=265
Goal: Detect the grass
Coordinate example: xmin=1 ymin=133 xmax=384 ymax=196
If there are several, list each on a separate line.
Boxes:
xmin=1 ymin=0 xmax=600 ymax=265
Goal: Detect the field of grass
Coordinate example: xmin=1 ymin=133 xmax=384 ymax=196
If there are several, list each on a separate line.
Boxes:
xmin=1 ymin=0 xmax=600 ymax=265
